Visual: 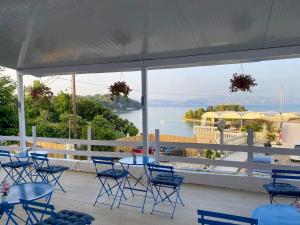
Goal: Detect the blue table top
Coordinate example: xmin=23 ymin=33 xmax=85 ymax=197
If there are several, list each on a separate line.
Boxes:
xmin=0 ymin=183 xmax=53 ymax=205
xmin=252 ymin=204 xmax=300 ymax=225
xmin=119 ymin=156 xmax=155 ymax=165
xmin=15 ymin=151 xmax=48 ymax=159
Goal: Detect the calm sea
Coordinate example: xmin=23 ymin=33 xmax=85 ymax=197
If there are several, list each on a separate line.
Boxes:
xmin=118 ymin=105 xmax=300 ymax=137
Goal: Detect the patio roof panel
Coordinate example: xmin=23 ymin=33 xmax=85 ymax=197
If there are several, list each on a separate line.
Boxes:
xmin=0 ymin=0 xmax=300 ymax=76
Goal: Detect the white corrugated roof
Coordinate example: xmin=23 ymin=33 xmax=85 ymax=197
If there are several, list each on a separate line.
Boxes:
xmin=1 ymin=0 xmax=300 ymax=76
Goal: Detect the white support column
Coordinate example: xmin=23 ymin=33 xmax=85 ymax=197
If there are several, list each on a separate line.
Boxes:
xmin=17 ymin=73 xmax=26 ymax=151
xmin=87 ymin=125 xmax=92 ymax=161
xmin=141 ymin=66 xmax=149 ymax=157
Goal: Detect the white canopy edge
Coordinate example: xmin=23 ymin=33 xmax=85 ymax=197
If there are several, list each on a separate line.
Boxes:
xmin=18 ymin=45 xmax=300 ymax=76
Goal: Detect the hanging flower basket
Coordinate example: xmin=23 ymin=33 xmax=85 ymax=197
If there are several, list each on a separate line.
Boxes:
xmin=229 ymin=73 xmax=257 ymax=93
xmin=109 ymin=81 xmax=132 ymax=101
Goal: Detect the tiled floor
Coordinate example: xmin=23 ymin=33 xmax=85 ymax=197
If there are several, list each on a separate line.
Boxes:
xmin=2 ymin=170 xmax=282 ymax=225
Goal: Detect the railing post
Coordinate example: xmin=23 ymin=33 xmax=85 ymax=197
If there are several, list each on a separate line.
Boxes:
xmin=87 ymin=125 xmax=92 ymax=161
xmin=32 ymin=126 xmax=36 ymax=151
xmin=247 ymin=129 xmax=254 ymax=176
xmin=155 ymin=129 xmax=160 ymax=164
xmin=220 ymin=130 xmax=224 ymax=145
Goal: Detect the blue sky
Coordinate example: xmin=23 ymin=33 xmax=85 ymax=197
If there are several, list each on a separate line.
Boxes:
xmin=3 ymin=58 xmax=300 ymax=101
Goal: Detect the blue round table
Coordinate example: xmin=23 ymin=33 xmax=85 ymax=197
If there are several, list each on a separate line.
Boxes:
xmin=119 ymin=156 xmax=155 ymax=165
xmin=119 ymin=156 xmax=155 ymax=212
xmin=0 ymin=183 xmax=53 ymax=225
xmin=15 ymin=150 xmax=48 ymax=159
xmin=0 ymin=182 xmax=53 ymax=205
xmin=252 ymin=204 xmax=300 ymax=225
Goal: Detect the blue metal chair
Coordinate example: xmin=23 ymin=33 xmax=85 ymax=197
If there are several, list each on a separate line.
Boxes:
xmin=21 ymin=199 xmax=95 ymax=225
xmin=146 ymin=163 xmax=184 ymax=218
xmin=197 ymin=210 xmax=258 ymax=225
xmin=31 ymin=152 xmax=69 ymax=192
xmin=263 ymin=169 xmax=300 ymax=204
xmin=91 ymin=156 xmax=127 ymax=209
xmin=0 ymin=202 xmax=18 ymax=225
xmin=0 ymin=150 xmax=33 ymax=185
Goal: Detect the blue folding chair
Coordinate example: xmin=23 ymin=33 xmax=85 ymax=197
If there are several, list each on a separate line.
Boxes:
xmin=263 ymin=169 xmax=300 ymax=204
xmin=21 ymin=199 xmax=95 ymax=225
xmin=0 ymin=202 xmax=18 ymax=225
xmin=31 ymin=152 xmax=69 ymax=192
xmin=92 ymin=156 xmax=128 ymax=209
xmin=0 ymin=150 xmax=33 ymax=185
xmin=197 ymin=210 xmax=258 ymax=225
xmin=146 ymin=163 xmax=184 ymax=218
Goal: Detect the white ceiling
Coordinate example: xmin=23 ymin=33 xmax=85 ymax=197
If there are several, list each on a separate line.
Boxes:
xmin=1 ymin=0 xmax=300 ymax=76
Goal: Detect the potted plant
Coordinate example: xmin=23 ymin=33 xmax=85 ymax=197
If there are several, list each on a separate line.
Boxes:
xmin=229 ymin=73 xmax=257 ymax=93
xmin=1 ymin=182 xmax=10 ymax=202
xmin=109 ymin=81 xmax=132 ymax=101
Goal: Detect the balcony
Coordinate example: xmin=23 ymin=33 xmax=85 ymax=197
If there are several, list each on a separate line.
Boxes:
xmin=0 ymin=132 xmax=299 ymax=224
xmin=2 ymin=169 xmax=290 ymax=225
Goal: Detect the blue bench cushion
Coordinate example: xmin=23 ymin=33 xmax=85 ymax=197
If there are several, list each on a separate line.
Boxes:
xmin=97 ymin=169 xmax=127 ymax=179
xmin=37 ymin=165 xmax=69 ymax=174
xmin=264 ymin=182 xmax=300 ymax=196
xmin=36 ymin=210 xmax=95 ymax=225
xmin=2 ymin=161 xmax=32 ymax=168
xmin=151 ymin=173 xmax=184 ymax=187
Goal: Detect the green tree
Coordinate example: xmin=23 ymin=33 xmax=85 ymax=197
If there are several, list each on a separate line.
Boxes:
xmin=0 ymin=75 xmax=18 ymax=135
xmin=185 ymin=110 xmax=195 ymax=119
xmin=53 ymin=92 xmax=71 ymax=119
xmin=26 ymin=80 xmax=53 ymax=110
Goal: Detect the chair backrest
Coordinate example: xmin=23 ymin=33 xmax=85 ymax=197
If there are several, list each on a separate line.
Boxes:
xmin=30 ymin=152 xmax=49 ymax=169
xmin=147 ymin=163 xmax=174 ymax=177
xmin=272 ymin=169 xmax=300 ymax=184
xmin=0 ymin=150 xmax=12 ymax=164
xmin=21 ymin=199 xmax=56 ymax=225
xmin=198 ymin=210 xmax=258 ymax=225
xmin=91 ymin=156 xmax=117 ymax=173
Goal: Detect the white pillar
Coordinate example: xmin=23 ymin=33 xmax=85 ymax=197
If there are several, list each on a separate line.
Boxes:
xmin=17 ymin=73 xmax=26 ymax=151
xmin=141 ymin=66 xmax=149 ymax=157
xmin=87 ymin=125 xmax=92 ymax=161
xmin=155 ymin=129 xmax=160 ymax=164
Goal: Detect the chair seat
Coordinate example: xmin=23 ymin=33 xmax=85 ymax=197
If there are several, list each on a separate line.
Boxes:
xmin=97 ymin=169 xmax=127 ymax=179
xmin=37 ymin=165 xmax=69 ymax=174
xmin=264 ymin=182 xmax=300 ymax=196
xmin=35 ymin=209 xmax=95 ymax=225
xmin=151 ymin=173 xmax=184 ymax=187
xmin=2 ymin=161 xmax=32 ymax=168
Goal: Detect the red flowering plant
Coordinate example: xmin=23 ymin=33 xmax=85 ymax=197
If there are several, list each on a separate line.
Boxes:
xmin=27 ymin=80 xmax=53 ymax=102
xmin=1 ymin=182 xmax=10 ymax=196
xmin=229 ymin=73 xmax=257 ymax=93
xmin=109 ymin=81 xmax=132 ymax=101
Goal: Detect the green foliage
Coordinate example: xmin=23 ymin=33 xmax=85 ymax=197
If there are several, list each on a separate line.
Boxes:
xmin=184 ymin=104 xmax=246 ymax=120
xmin=22 ymin=80 xmax=139 ymax=150
xmin=207 ymin=104 xmax=246 ymax=112
xmin=85 ymin=94 xmax=141 ymax=112
xmin=241 ymin=123 xmax=263 ymax=132
xmin=26 ymin=80 xmax=53 ymax=111
xmin=240 ymin=119 xmax=275 ymax=133
xmin=204 ymin=149 xmax=221 ymax=159
xmin=184 ymin=108 xmax=206 ymax=119
xmin=0 ymin=75 xmax=18 ymax=135
xmin=267 ymin=133 xmax=276 ymax=142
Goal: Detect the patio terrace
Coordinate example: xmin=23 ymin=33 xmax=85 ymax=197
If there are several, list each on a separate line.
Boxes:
xmin=2 ymin=170 xmax=288 ymax=225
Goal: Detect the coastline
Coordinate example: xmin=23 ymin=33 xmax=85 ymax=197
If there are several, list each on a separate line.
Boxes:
xmin=184 ymin=118 xmax=202 ymax=123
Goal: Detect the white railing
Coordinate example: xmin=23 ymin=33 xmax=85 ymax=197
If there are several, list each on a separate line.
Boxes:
xmin=0 ymin=128 xmax=299 ymax=177
xmin=222 ymin=132 xmax=247 ymax=145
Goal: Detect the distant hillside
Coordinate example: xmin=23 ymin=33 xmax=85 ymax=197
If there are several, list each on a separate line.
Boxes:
xmin=84 ymin=94 xmax=141 ymax=112
xmin=149 ymin=95 xmax=300 ymax=108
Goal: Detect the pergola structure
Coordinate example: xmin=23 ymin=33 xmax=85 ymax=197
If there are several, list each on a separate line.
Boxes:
xmin=1 ymin=1 xmax=300 ymax=154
